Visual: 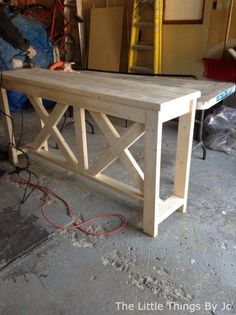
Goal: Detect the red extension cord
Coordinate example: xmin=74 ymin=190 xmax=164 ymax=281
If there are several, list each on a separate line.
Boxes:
xmin=9 ymin=174 xmax=127 ymax=237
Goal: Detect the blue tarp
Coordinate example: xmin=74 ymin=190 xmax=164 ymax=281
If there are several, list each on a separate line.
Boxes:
xmin=0 ymin=10 xmax=54 ymax=111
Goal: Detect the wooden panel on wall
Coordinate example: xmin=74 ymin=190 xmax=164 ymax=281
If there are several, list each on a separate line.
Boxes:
xmin=164 ymin=0 xmax=205 ymax=23
xmin=162 ymin=0 xmax=212 ymax=77
xmin=88 ymin=7 xmax=124 ymax=71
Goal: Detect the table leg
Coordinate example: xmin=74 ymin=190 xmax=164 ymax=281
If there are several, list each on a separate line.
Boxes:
xmin=198 ymin=109 xmax=207 ymax=160
xmin=0 ymin=88 xmax=18 ymax=164
xmin=173 ymin=100 xmax=196 ymax=212
xmin=74 ymin=107 xmax=88 ymax=172
xmin=143 ymin=110 xmax=163 ymax=237
xmin=35 ymin=98 xmax=48 ymax=152
xmin=192 ymin=109 xmax=207 ymax=160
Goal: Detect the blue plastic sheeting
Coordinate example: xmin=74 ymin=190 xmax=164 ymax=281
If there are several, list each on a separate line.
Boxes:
xmin=0 ymin=11 xmax=54 ymax=111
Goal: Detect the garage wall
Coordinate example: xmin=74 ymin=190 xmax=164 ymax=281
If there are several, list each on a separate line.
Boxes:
xmin=207 ymin=0 xmax=236 ymax=58
xmin=83 ymin=0 xmax=214 ymax=77
xmin=162 ymin=0 xmax=212 ymax=77
xmin=228 ymin=0 xmax=236 ymax=44
xmin=8 ymin=0 xmax=235 ymax=76
xmin=82 ymin=0 xmax=133 ymax=10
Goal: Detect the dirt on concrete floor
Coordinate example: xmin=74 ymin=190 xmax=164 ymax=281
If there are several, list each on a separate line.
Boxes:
xmin=0 ymin=110 xmax=235 ymax=315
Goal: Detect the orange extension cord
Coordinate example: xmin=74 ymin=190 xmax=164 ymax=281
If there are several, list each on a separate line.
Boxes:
xmin=9 ymin=174 xmax=127 ymax=237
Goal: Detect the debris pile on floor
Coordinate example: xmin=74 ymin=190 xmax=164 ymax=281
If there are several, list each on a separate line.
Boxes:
xmin=101 ymin=248 xmax=136 ymax=272
xmin=102 ymin=248 xmax=193 ymax=301
xmin=127 ymin=271 xmax=192 ymax=301
xmin=59 ymin=224 xmax=105 ymax=248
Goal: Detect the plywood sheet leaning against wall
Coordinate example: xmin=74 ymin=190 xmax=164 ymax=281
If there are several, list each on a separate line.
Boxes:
xmin=88 ymin=7 xmax=124 ymax=71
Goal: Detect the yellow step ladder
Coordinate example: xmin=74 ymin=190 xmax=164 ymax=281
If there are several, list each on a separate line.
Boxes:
xmin=128 ymin=0 xmax=163 ymax=74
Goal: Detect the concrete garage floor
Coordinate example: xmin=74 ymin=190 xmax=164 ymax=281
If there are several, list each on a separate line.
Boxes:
xmin=0 ymin=109 xmax=235 ymax=315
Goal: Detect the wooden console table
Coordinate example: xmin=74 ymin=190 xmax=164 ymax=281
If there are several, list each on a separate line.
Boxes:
xmin=0 ymin=69 xmax=201 ymax=237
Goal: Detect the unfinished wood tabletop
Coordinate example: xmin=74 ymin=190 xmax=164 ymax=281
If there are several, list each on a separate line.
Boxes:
xmin=83 ymin=70 xmax=236 ymax=110
xmin=2 ymin=68 xmax=201 ymax=111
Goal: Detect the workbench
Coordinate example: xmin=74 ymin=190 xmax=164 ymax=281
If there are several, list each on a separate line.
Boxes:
xmin=0 ymin=69 xmax=234 ymax=236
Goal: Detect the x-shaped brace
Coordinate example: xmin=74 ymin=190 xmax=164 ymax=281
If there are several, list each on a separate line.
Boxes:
xmin=87 ymin=111 xmax=145 ymax=191
xmin=28 ymin=96 xmax=78 ymax=165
